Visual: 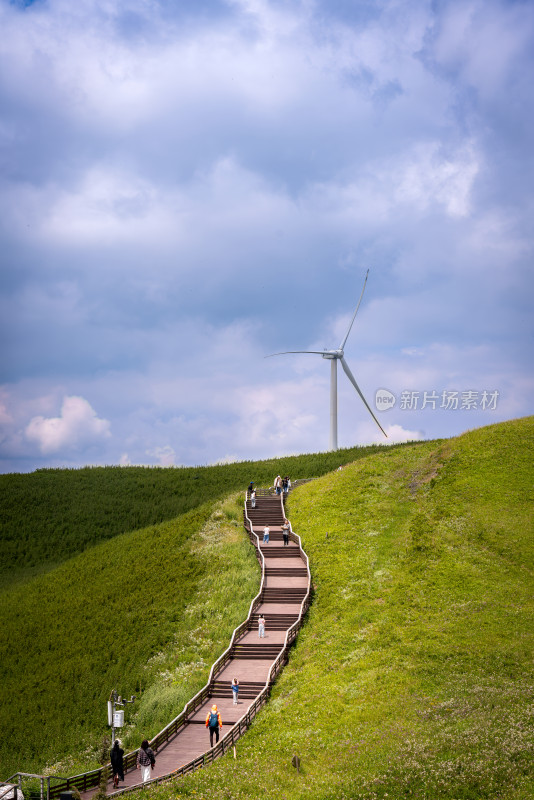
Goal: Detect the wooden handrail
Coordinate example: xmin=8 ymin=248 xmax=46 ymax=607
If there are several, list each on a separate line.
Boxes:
xmin=41 ymin=491 xmax=311 ymax=799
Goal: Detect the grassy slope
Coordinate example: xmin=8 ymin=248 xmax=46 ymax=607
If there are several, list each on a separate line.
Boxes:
xmin=0 ymin=496 xmax=260 ymax=779
xmin=155 ymin=417 xmax=534 ymax=800
xmin=0 ymin=442 xmax=420 ymax=780
xmin=0 ymin=444 xmax=413 ymax=588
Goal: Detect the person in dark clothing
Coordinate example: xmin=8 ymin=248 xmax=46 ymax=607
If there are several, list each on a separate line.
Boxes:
xmin=111 ymin=739 xmax=125 ymax=787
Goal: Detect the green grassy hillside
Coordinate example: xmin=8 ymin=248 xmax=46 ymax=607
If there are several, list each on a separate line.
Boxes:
xmin=0 ymin=444 xmax=412 ymax=588
xmin=0 ymin=441 xmax=419 ymax=780
xmin=0 ymin=495 xmax=259 ymax=778
xmin=150 ymin=417 xmax=534 ymax=800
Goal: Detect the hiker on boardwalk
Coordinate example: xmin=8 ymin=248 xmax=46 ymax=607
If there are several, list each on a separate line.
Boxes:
xmin=274 ymin=475 xmax=282 ymax=494
xmin=258 ymin=614 xmax=265 ymax=638
xmin=232 ymin=677 xmax=239 ymax=705
xmin=206 ymin=704 xmax=223 ymax=746
xmin=282 ymin=518 xmax=290 ymax=546
xmin=111 ymin=739 xmax=124 ymax=788
xmin=247 ymin=481 xmax=254 ymax=494
xmin=283 ymin=476 xmax=291 ymax=494
xmin=263 ymin=525 xmax=270 ymax=544
xmin=136 ymin=739 xmax=155 ymax=782
xmin=251 ymin=489 xmax=256 ymax=508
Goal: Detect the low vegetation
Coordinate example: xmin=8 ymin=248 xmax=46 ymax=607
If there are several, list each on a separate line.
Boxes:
xmin=0 ymin=443 xmax=413 ymax=588
xmin=3 ymin=418 xmax=532 ymax=799
xmin=1 ymin=441 xmax=419 ymax=780
xmin=0 ymin=495 xmax=259 ymax=778
xmin=139 ymin=416 xmax=534 ymax=800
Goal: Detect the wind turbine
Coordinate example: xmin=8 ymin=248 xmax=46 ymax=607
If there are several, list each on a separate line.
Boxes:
xmin=266 ymin=270 xmax=387 ymax=451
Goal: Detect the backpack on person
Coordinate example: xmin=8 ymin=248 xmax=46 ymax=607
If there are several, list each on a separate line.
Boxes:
xmin=209 ymin=711 xmax=219 ymax=728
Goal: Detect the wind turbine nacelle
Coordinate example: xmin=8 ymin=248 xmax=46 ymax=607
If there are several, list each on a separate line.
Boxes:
xmin=322 ymin=350 xmax=342 ymax=360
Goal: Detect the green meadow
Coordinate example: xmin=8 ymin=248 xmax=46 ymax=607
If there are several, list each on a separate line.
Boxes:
xmin=0 ymin=495 xmax=259 ymax=777
xmin=0 ymin=443 xmax=414 ymax=778
xmin=0 ymin=444 xmax=400 ymax=589
xmin=1 ymin=418 xmax=533 ymax=800
xmin=142 ymin=416 xmax=533 ymax=800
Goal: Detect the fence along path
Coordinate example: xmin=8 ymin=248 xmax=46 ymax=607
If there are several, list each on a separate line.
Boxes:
xmin=56 ymin=492 xmax=311 ymax=798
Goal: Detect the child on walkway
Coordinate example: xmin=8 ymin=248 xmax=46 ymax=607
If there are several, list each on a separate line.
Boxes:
xmin=232 ymin=677 xmax=239 ymax=705
xmin=258 ymin=614 xmax=265 ymax=638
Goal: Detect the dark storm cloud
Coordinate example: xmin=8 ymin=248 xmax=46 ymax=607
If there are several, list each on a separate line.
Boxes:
xmin=0 ymin=0 xmax=532 ymax=471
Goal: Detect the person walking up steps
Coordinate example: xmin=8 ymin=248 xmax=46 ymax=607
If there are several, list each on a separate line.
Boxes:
xmin=258 ymin=614 xmax=265 ymax=638
xmin=282 ymin=518 xmax=290 ymax=546
xmin=136 ymin=739 xmax=155 ymax=782
xmin=206 ymin=704 xmax=223 ymax=747
xmin=251 ymin=488 xmax=256 ymax=508
xmin=111 ymin=739 xmax=124 ymax=788
xmin=232 ymin=677 xmax=239 ymax=705
xmin=263 ymin=525 xmax=270 ymax=544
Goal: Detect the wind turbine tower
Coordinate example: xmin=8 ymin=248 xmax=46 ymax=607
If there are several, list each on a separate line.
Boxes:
xmin=267 ymin=270 xmax=387 ymax=451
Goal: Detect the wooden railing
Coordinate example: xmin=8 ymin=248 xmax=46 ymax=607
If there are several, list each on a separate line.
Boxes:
xmin=17 ymin=490 xmax=311 ymax=800
xmin=102 ymin=493 xmax=312 ymax=796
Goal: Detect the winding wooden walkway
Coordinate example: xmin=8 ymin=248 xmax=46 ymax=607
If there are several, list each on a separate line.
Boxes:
xmin=65 ymin=492 xmax=310 ymax=798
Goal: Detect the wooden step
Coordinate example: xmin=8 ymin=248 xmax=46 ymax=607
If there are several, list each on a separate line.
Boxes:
xmin=209 ymin=680 xmax=265 ymax=698
xmin=249 ymin=615 xmax=299 ymax=630
xmin=259 ymin=547 xmax=301 ymax=557
xmin=264 ymin=567 xmax=307 ymax=576
xmin=232 ymin=644 xmax=281 ymax=658
xmin=262 ymin=591 xmax=307 ymax=603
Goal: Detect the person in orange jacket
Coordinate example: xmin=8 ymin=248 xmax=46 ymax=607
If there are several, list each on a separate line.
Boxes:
xmin=205 ymin=703 xmax=223 ymax=747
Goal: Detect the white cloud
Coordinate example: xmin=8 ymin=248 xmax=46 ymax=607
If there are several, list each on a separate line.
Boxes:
xmin=383 ymin=423 xmax=424 ymax=443
xmin=146 ymin=445 xmax=176 ymax=467
xmin=25 ymin=396 xmax=111 ymax=454
xmin=212 ymin=454 xmax=240 ymax=465
xmin=354 ymin=419 xmax=424 ymax=445
xmin=431 ymin=0 xmax=534 ymax=101
xmin=392 ymin=141 xmax=480 ymax=217
xmin=0 ymin=0 xmax=532 ymax=474
xmin=0 ymin=391 xmax=13 ymax=425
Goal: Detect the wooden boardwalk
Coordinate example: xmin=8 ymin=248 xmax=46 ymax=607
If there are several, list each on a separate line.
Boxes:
xmin=73 ymin=493 xmax=310 ymax=798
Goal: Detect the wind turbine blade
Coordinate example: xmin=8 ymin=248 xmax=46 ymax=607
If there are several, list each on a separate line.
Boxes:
xmin=340 ymin=356 xmax=388 ymax=438
xmin=265 ymin=350 xmax=328 ymax=358
xmin=339 ymin=269 xmax=369 ymax=351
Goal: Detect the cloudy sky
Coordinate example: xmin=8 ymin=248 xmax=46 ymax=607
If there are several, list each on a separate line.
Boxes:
xmin=0 ymin=0 xmax=532 ymax=473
